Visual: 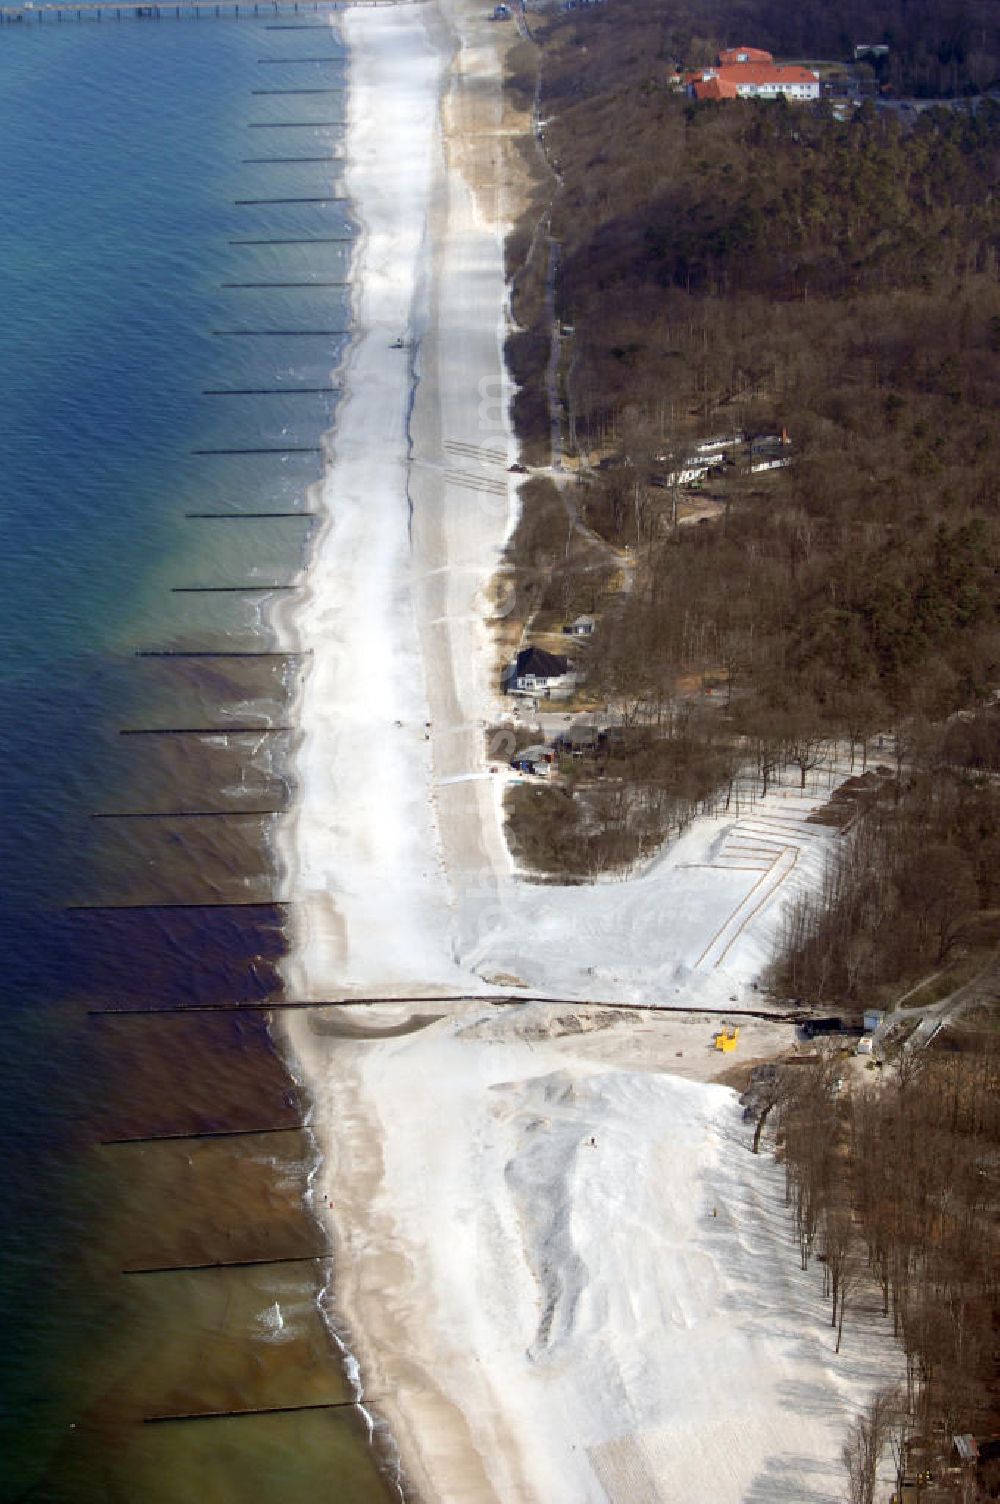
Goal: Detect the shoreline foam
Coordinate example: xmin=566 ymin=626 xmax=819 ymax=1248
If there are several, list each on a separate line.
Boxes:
xmin=273 ymin=0 xmax=509 ymax=1491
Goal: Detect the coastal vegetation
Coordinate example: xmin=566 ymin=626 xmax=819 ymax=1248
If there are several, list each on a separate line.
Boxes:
xmin=502 ymin=0 xmax=1000 ymax=1482
xmin=503 ymin=0 xmax=1000 ymax=909
xmin=770 ymin=723 xmax=1000 ymax=1006
xmin=751 ymin=1032 xmax=1000 ymax=1497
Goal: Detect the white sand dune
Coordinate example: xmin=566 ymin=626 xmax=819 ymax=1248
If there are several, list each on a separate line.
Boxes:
xmin=275 ymin=2 xmax=901 ymax=1499
xmin=329 ymin=1006 xmax=899 ymax=1503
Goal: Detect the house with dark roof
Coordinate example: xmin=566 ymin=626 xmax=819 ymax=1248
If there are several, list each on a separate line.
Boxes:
xmin=557 ymin=718 xmax=602 ymax=756
xmin=504 ymin=645 xmax=576 ymax=698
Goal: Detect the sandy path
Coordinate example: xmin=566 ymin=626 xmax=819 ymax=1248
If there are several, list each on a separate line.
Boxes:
xmin=278 ymin=0 xmax=530 ymax=1492
xmin=277 ymin=0 xmax=497 ymax=1004
xmin=408 ymin=0 xmax=516 ymax=893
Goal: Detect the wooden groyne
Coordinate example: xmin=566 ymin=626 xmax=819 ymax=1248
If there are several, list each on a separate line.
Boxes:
xmin=221 ymin=276 xmax=346 ymax=283
xmin=189 ymin=445 xmax=323 ymax=455
xmin=67 ymin=899 xmax=291 ymax=911
xmin=144 ymin=1399 xmax=359 ymax=1424
xmin=123 ymin=1252 xmax=328 ymax=1274
xmin=101 ymin=1123 xmax=306 ymax=1145
xmin=201 ymin=386 xmax=339 ymax=393
xmin=118 ymin=723 xmax=294 ymax=733
xmin=170 ymin=583 xmax=300 ymax=592
xmin=228 ymin=235 xmax=351 ymax=244
xmin=246 ymin=122 xmax=345 ymax=129
xmin=236 ymin=163 xmax=345 ymax=171
xmin=134 ymin=648 xmax=310 ymax=656
xmin=219 ymin=275 xmax=343 ymax=283
xmin=1 ymin=0 xmax=411 ymax=24
xmin=211 ymin=328 xmax=349 ymax=337
xmin=85 ymin=994 xmax=800 ymax=1020
xmin=91 ymin=807 xmax=285 ymax=819
xmin=229 ymin=201 xmax=345 ymax=210
xmin=184 ymin=509 xmax=317 ymax=517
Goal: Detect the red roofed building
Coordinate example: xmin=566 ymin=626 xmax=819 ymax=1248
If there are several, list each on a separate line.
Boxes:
xmin=689 ymin=59 xmax=820 ymax=102
xmin=692 ymin=77 xmax=740 ymax=100
xmin=718 ymin=46 xmax=773 ymax=65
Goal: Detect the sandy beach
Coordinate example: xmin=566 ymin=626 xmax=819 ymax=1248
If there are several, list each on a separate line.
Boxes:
xmin=276 ymin=2 xmax=901 ymax=1499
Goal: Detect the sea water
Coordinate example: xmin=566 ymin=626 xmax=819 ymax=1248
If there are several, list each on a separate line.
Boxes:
xmin=0 ymin=15 xmax=394 ymax=1501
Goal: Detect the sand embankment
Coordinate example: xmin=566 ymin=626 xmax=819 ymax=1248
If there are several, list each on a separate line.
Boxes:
xmin=276 ymin=3 xmax=902 ymax=1499
xmin=312 ymin=1001 xmax=903 ymax=1503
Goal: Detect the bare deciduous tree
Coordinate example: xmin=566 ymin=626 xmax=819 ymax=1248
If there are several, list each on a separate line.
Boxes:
xmin=843 ymin=1387 xmax=899 ymax=1504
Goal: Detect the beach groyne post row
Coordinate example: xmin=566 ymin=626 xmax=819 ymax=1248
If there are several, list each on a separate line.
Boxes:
xmin=0 ymin=2 xmax=411 ymax=1494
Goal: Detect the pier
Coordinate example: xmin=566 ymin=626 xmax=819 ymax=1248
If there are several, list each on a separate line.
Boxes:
xmin=1 ymin=0 xmax=410 ymax=23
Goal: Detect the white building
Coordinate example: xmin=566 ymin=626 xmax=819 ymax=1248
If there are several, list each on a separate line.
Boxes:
xmin=506 ymin=645 xmax=576 ymax=699
xmin=692 ymin=63 xmax=820 ymax=103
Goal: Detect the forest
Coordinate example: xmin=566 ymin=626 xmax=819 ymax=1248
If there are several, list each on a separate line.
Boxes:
xmin=749 ymin=1036 xmax=999 ymax=1500
xmin=676 ymin=0 xmax=1000 ymax=96
xmin=503 ymin=0 xmax=1000 ymax=968
xmin=529 ymin=0 xmax=1000 ymax=96
xmin=502 ymin=5 xmax=1000 ymax=1479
